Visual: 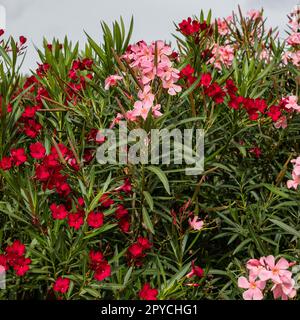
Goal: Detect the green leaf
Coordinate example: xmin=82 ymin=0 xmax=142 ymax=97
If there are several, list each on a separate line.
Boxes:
xmin=142 ymin=207 xmax=155 ymax=234
xmin=270 ymin=219 xmax=300 ymax=239
xmin=143 ymin=191 xmax=154 ymax=211
xmin=146 ymin=165 xmax=171 ymax=195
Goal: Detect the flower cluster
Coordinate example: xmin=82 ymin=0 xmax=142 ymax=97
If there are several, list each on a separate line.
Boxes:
xmin=282 ymin=6 xmax=300 ymax=66
xmin=238 ymin=255 xmax=297 ymax=300
xmin=208 ymin=44 xmax=235 ymax=70
xmin=139 ymin=283 xmax=158 ymax=300
xmin=66 ymin=58 xmax=94 ymax=104
xmin=127 ymin=237 xmax=152 ymax=265
xmin=215 ymin=16 xmax=233 ymax=36
xmin=287 ymin=156 xmax=300 ymax=190
xmin=178 ymin=17 xmax=209 ymax=36
xmin=89 ymin=250 xmax=111 ymax=281
xmin=53 ymin=277 xmax=70 ymax=294
xmin=0 ymin=240 xmax=31 ymax=276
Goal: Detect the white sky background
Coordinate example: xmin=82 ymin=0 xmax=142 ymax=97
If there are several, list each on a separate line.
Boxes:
xmin=0 ymin=0 xmax=298 ymax=72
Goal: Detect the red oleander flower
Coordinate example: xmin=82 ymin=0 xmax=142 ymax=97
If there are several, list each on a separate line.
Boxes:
xmin=0 ymin=156 xmax=13 ymax=170
xmin=139 ymin=283 xmax=158 ymax=300
xmin=19 ymin=36 xmax=27 ymax=45
xmin=99 ymin=193 xmax=114 ymax=207
xmin=187 ymin=261 xmax=204 ymax=278
xmin=22 ymin=105 xmax=38 ymax=118
xmin=13 ymin=257 xmax=31 ymax=276
xmin=94 ymin=262 xmax=111 ymax=281
xmin=205 ymin=82 xmax=225 ymax=104
xmin=4 ymin=240 xmax=31 ymax=276
xmin=267 ymin=105 xmax=282 ymax=122
xmin=11 ymin=148 xmax=27 ymax=166
xmin=137 ymin=237 xmax=152 ymax=250
xmin=119 ymin=218 xmax=130 ymax=233
xmin=200 ymin=73 xmax=212 ymax=87
xmin=128 ymin=243 xmax=144 ymax=259
xmin=179 ymin=18 xmax=201 ymax=36
xmin=115 ymin=205 xmax=128 ymax=219
xmin=250 ymin=147 xmax=262 ymax=158
xmin=50 ymin=203 xmax=68 ymax=220
xmin=53 ymin=277 xmax=70 ymax=294
xmin=180 ymin=64 xmax=195 ymax=78
xmin=116 ymin=178 xmax=132 ymax=193
xmin=225 ymin=79 xmax=238 ymax=97
xmin=23 ymin=120 xmax=42 ymax=138
xmin=6 ymin=240 xmax=25 ymax=257
xmin=0 ymin=254 xmax=8 ymax=270
xmin=30 ymin=142 xmax=46 ymax=159
xmin=68 ymin=212 xmax=84 ymax=230
xmin=89 ymin=250 xmax=111 ymax=281
xmin=87 ymin=211 xmax=104 ymax=228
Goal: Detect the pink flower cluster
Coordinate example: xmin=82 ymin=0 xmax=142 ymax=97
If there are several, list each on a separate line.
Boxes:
xmin=122 ymin=40 xmax=182 ymax=95
xmin=215 ymin=16 xmax=233 ymax=36
xmin=282 ymin=6 xmax=300 ymax=66
xmin=287 ymin=156 xmax=300 ymax=190
xmin=208 ymin=44 xmax=234 ymax=70
xmin=238 ymin=255 xmax=297 ymax=300
xmin=108 ymin=40 xmax=181 ymax=124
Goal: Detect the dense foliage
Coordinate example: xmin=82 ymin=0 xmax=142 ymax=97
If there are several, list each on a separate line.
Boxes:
xmin=0 ymin=7 xmax=299 ymax=300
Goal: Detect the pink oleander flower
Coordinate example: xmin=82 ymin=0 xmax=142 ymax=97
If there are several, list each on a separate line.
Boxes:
xmin=122 ymin=40 xmax=181 ymax=96
xmin=259 ymin=256 xmax=291 ymax=283
xmin=132 ymin=100 xmax=151 ymax=121
xmin=216 ymin=16 xmax=233 ymax=36
xmin=209 ymin=44 xmax=234 ymax=70
xmin=287 ymin=171 xmax=300 ymax=189
xmin=272 ymin=278 xmax=297 ymax=300
xmin=152 ymin=104 xmax=162 ymax=118
xmin=287 ymin=32 xmax=300 ymax=46
xmin=274 ymin=116 xmax=287 ymax=129
xmin=188 ymin=216 xmax=204 ymax=230
xmin=246 ymin=257 xmax=266 ymax=278
xmin=238 ymin=274 xmax=266 ymax=300
xmin=138 ymin=85 xmax=155 ymax=109
xmin=284 ymin=95 xmax=300 ymax=111
xmin=110 ymin=113 xmax=124 ymax=128
xmin=104 ymin=74 xmax=123 ymax=90
xmin=247 ymin=9 xmax=262 ymax=20
xmin=287 ymin=157 xmax=300 ymax=190
xmin=282 ymin=51 xmax=300 ymax=67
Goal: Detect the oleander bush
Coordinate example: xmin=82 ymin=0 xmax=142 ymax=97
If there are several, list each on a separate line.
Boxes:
xmin=0 ymin=6 xmax=299 ymax=300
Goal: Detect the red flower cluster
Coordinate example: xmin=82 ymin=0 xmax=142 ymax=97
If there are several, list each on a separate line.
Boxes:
xmin=115 ymin=204 xmax=130 ymax=233
xmin=0 ymin=148 xmax=27 ymax=171
xmin=99 ymin=193 xmax=114 ymax=208
xmin=127 ymin=237 xmax=152 ymax=265
xmin=178 ymin=18 xmax=208 ymax=36
xmin=50 ymin=203 xmax=69 ymax=220
xmin=87 ymin=211 xmax=104 ymax=229
xmin=89 ymin=250 xmax=111 ymax=281
xmin=0 ymin=240 xmax=31 ymax=276
xmin=205 ymin=82 xmax=226 ymax=104
xmin=139 ymin=283 xmax=158 ymax=300
xmin=29 ymin=142 xmax=46 ymax=159
xmin=50 ymin=198 xmax=86 ymax=230
xmin=34 ymin=143 xmax=79 ymax=197
xmin=53 ymin=277 xmax=70 ymax=294
xmin=66 ymin=58 xmax=93 ymax=104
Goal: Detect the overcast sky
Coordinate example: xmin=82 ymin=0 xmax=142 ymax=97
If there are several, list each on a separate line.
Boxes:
xmin=1 ymin=0 xmax=298 ymax=72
